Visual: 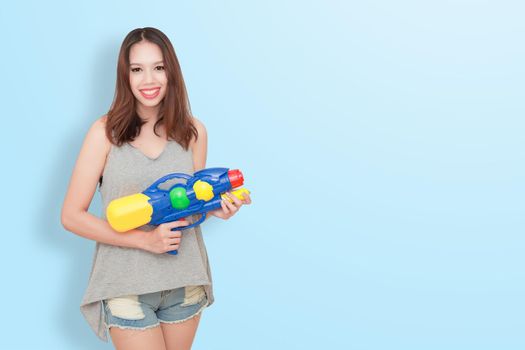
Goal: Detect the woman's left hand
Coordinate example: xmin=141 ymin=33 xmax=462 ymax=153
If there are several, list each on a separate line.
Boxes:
xmin=208 ymin=191 xmax=252 ymax=220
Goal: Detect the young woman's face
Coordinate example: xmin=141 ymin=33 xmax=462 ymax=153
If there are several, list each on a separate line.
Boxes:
xmin=129 ymin=41 xmax=168 ymax=108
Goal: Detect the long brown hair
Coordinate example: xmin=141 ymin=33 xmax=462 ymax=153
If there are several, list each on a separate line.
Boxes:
xmin=105 ymin=27 xmax=197 ymax=150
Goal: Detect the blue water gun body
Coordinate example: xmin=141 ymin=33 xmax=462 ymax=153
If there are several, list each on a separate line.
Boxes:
xmin=107 ymin=167 xmax=249 ymax=255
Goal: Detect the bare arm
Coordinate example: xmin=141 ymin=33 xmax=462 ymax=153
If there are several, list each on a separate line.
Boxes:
xmin=190 ymin=116 xmax=215 ymax=220
xmin=190 ymin=116 xmax=208 ymax=172
xmin=60 ymin=116 xmax=147 ymax=249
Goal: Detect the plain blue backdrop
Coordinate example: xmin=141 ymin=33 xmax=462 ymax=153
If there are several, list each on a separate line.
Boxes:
xmin=1 ymin=1 xmax=523 ymax=349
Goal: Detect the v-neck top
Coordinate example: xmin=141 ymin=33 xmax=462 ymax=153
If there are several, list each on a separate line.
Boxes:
xmin=127 ymin=139 xmax=170 ymax=160
xmin=80 ymin=140 xmax=214 ymax=342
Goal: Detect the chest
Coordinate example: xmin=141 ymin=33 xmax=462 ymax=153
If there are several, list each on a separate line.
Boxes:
xmin=129 ymin=134 xmax=169 ymax=160
xmin=100 ymin=141 xmax=195 ymax=201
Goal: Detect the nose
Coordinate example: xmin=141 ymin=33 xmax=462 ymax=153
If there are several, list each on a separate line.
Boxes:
xmin=143 ymin=69 xmax=156 ymax=84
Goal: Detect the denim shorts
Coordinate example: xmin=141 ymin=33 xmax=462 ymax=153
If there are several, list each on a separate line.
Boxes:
xmin=102 ymin=285 xmax=208 ymax=331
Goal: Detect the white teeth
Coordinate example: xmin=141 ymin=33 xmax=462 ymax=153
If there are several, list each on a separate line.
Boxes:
xmin=141 ymin=88 xmax=159 ymax=95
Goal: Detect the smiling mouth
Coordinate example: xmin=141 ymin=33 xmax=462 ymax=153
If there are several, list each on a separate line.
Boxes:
xmin=140 ymin=88 xmax=161 ymax=99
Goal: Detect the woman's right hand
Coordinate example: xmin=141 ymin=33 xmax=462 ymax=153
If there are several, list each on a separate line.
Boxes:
xmin=140 ymin=220 xmax=189 ymax=254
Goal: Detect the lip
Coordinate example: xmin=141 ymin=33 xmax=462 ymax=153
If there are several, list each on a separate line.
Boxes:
xmin=139 ymin=87 xmax=161 ymax=99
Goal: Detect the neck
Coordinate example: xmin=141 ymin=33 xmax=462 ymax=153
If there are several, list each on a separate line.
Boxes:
xmin=136 ymin=103 xmax=161 ymax=124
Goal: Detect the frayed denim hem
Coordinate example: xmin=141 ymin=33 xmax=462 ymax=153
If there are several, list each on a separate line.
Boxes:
xmin=104 ymin=321 xmax=161 ymax=331
xmin=158 ymin=300 xmax=209 ymax=325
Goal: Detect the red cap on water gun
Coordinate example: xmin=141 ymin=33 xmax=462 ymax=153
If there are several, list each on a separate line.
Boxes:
xmin=228 ymin=169 xmax=244 ymax=188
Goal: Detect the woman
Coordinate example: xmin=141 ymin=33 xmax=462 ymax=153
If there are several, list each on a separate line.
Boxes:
xmin=61 ymin=27 xmax=251 ymax=350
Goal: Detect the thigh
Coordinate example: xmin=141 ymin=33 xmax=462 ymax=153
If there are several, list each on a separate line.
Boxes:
xmin=157 ymin=286 xmax=208 ymax=350
xmin=110 ymin=326 xmax=166 ymax=350
xmin=103 ymin=293 xmax=165 ymax=350
xmin=160 ymin=313 xmax=202 ymax=350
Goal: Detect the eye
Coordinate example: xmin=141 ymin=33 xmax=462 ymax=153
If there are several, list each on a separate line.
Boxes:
xmin=156 ymin=65 xmax=165 ymax=71
xmin=131 ymin=67 xmax=141 ymax=73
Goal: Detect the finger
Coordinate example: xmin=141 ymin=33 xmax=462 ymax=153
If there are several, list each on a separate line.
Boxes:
xmin=167 ymin=237 xmax=181 ymax=245
xmin=226 ymin=192 xmax=243 ymax=207
xmin=220 ymin=199 xmax=231 ymax=214
xmin=167 ymin=244 xmax=179 ymax=252
xmin=243 ymin=193 xmax=252 ymax=204
xmin=166 ymin=220 xmax=190 ymax=229
xmin=168 ymin=231 xmax=182 ymax=239
xmin=223 ymin=196 xmax=238 ymax=211
xmin=222 ymin=192 xmax=239 ymax=207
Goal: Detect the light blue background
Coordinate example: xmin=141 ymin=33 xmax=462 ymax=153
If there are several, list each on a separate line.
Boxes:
xmin=1 ymin=1 xmax=523 ymax=349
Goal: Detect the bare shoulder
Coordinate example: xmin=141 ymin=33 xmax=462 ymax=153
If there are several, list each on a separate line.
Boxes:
xmin=93 ymin=114 xmax=108 ymax=133
xmin=190 ymin=116 xmax=208 ymax=170
xmin=99 ymin=114 xmax=108 ymax=125
xmin=192 ymin=116 xmax=207 ymax=135
xmin=190 ymin=116 xmax=207 ymax=147
xmin=87 ymin=115 xmax=111 ymax=152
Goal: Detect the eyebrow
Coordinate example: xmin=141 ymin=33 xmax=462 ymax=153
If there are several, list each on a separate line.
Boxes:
xmin=129 ymin=60 xmax=164 ymax=66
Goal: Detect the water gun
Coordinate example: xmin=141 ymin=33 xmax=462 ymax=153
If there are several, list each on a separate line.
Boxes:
xmin=106 ymin=167 xmax=250 ymax=255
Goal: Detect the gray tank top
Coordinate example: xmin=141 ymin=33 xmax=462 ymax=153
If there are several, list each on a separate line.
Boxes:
xmin=80 ymin=140 xmax=214 ymax=342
